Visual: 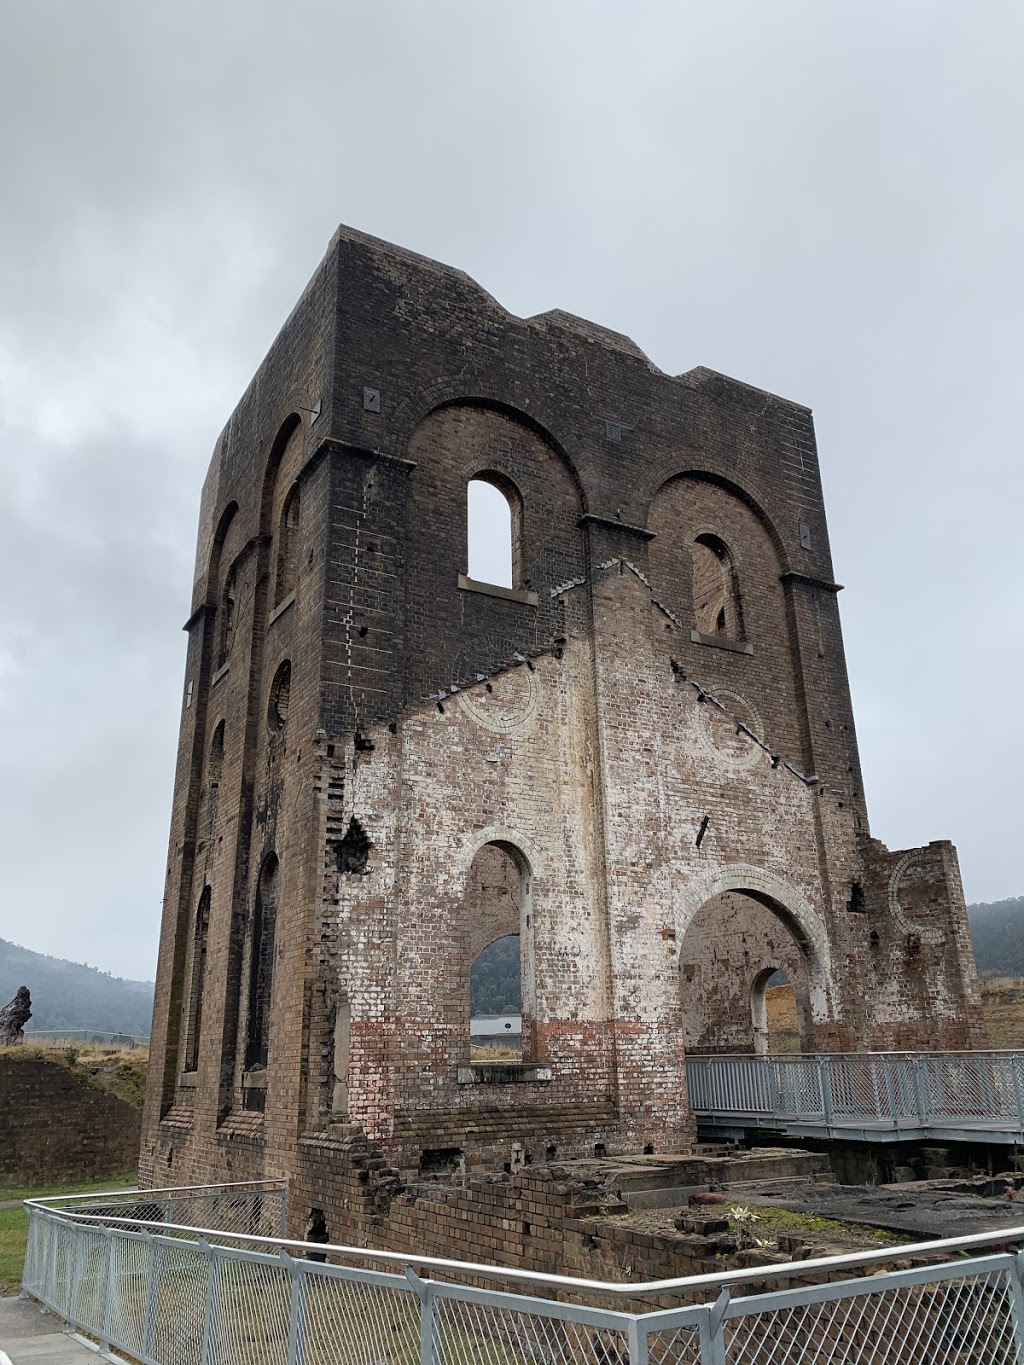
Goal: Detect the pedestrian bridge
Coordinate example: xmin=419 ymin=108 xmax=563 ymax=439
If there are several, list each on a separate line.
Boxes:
xmin=687 ymin=1050 xmax=1024 ymax=1144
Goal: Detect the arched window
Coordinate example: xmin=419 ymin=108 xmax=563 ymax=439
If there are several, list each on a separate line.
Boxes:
xmin=275 ymin=483 xmax=300 ymax=604
xmin=467 ymin=475 xmax=523 ymax=589
xmin=469 ymin=935 xmax=522 ymax=1059
xmin=692 ymin=534 xmax=744 ymax=640
xmin=461 ymin=841 xmax=533 ymax=1061
xmin=216 ymin=566 xmax=237 ymax=668
xmin=245 ymin=854 xmax=279 ymax=1071
xmin=183 ymin=888 xmax=211 ymax=1073
xmin=209 ymin=721 xmax=225 ymax=785
xmin=204 ymin=722 xmax=225 ymax=840
xmin=268 ymin=661 xmax=291 ymax=732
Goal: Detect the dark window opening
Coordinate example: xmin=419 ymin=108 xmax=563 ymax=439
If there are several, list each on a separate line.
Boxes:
xmin=245 ymin=854 xmax=278 ymax=1072
xmin=275 ymin=484 xmax=300 ymax=604
xmin=216 ymin=567 xmax=237 ymax=668
xmin=268 ymin=661 xmax=291 ymax=731
xmin=183 ymin=888 xmax=211 ymax=1073
xmin=692 ymin=534 xmax=745 ymax=641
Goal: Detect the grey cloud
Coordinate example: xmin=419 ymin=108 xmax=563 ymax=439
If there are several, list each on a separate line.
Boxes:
xmin=0 ymin=0 xmax=1020 ymax=976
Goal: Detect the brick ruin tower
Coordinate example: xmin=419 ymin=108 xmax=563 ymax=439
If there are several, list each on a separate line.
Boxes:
xmin=141 ymin=226 xmax=985 ymax=1205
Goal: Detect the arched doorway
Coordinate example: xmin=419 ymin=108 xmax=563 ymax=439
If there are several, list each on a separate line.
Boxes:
xmin=458 ymin=840 xmax=534 ymax=1060
xmin=678 ymin=888 xmax=817 ymax=1055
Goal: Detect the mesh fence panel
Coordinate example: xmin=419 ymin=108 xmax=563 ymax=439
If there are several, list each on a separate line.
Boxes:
xmin=106 ymin=1231 xmax=152 ymax=1359
xmin=301 ymin=1271 xmax=421 ymax=1365
xmin=50 ymin=1217 xmax=78 ymax=1320
xmin=646 ymin=1325 xmax=703 ymax=1365
xmin=146 ymin=1241 xmax=213 ymax=1365
xmin=205 ymin=1254 xmax=292 ymax=1363
xmin=723 ymin=1268 xmax=1019 ymax=1365
xmin=435 ymin=1294 xmax=629 ymax=1365
xmin=70 ymin=1226 xmax=109 ymax=1331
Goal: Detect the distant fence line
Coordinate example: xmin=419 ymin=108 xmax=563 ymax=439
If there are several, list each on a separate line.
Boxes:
xmin=21 ymin=1029 xmax=149 ymax=1047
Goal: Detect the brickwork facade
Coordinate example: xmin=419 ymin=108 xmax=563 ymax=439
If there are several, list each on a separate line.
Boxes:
xmin=0 ymin=1055 xmax=141 ymax=1185
xmin=140 ymin=226 xmax=984 ymax=1201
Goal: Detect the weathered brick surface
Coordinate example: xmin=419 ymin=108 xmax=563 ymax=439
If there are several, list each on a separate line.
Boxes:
xmin=0 ymin=1056 xmax=140 ymax=1185
xmin=140 ymin=225 xmax=984 ymax=1201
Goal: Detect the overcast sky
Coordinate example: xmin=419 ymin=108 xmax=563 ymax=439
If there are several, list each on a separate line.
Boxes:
xmin=0 ymin=1 xmax=1020 ymax=981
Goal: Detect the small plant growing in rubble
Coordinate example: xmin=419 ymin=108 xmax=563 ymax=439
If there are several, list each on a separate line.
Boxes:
xmin=729 ymin=1205 xmax=776 ymax=1251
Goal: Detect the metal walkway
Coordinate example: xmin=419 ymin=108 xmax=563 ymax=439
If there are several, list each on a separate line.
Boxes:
xmin=687 ymin=1050 xmax=1024 ymax=1143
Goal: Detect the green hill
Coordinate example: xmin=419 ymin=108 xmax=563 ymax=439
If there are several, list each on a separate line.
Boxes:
xmin=967 ymin=898 xmax=1024 ymax=977
xmin=0 ymin=938 xmax=153 ymax=1038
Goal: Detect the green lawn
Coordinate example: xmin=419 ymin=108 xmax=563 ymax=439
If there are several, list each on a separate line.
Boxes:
xmin=0 ymin=1171 xmax=137 ymax=1297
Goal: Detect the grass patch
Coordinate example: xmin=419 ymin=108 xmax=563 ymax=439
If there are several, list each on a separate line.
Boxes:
xmin=0 ymin=1170 xmax=137 ymax=1298
xmin=1 ymin=1044 xmax=148 ymax=1109
xmin=729 ymin=1203 xmax=902 ymax=1246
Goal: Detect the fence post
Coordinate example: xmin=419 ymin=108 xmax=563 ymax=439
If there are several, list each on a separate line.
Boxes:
xmin=626 ymin=1317 xmax=650 ymax=1365
xmin=819 ymin=1056 xmax=834 ymax=1133
xmin=1010 ymin=1056 xmax=1024 ymax=1137
xmin=284 ymin=1251 xmax=307 ymax=1365
xmin=406 ymin=1267 xmax=437 ymax=1365
xmin=882 ymin=1059 xmax=899 ymax=1132
xmin=697 ymin=1287 xmax=730 ymax=1365
xmin=1006 ymin=1250 xmax=1024 ymax=1364
xmin=913 ymin=1055 xmax=931 ymax=1133
xmin=141 ymin=1233 xmax=163 ymax=1361
xmin=199 ymin=1241 xmax=221 ymax=1365
xmin=66 ymin=1222 xmax=85 ymax=1328
xmin=98 ymin=1225 xmax=115 ymax=1354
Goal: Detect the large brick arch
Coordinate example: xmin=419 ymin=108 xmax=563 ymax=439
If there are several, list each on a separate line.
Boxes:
xmin=673 ymin=864 xmax=835 ymax=1022
xmin=641 ymin=467 xmax=792 ymax=575
xmin=389 ymin=385 xmax=588 ymax=513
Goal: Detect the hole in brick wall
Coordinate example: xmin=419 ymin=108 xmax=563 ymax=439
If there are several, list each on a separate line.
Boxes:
xmin=593 ymin=1143 xmax=607 ymax=1158
xmin=335 ymin=818 xmax=371 ymax=875
xmin=695 ymin=815 xmax=710 ymax=849
xmin=546 ymin=1144 xmax=557 ymax=1160
xmin=166 ymin=1147 xmax=173 ymax=1167
xmin=419 ymin=1147 xmax=464 ymax=1177
xmin=437 ymin=701 xmax=445 ymax=713
xmin=354 ymin=732 xmax=375 ymax=752
xmin=388 ymin=722 xmax=397 ymax=735
xmin=643 ymin=1144 xmax=655 ymax=1155
xmin=305 ymin=1208 xmax=329 ymax=1262
xmin=268 ymin=661 xmax=291 ymax=731
xmin=485 ymin=682 xmax=493 ymax=693
xmin=523 ymin=1221 xmax=533 ymax=1236
xmin=870 ymin=931 xmax=880 ymax=947
xmin=326 ymin=744 xmax=335 ymax=757
xmin=847 ymin=883 xmax=866 ymax=914
xmin=358 ymin=625 xmax=368 ymax=637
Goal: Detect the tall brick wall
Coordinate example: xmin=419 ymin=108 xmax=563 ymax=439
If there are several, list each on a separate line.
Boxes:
xmin=141 ymin=225 xmax=984 ymax=1198
xmin=0 ymin=1055 xmax=141 ymax=1185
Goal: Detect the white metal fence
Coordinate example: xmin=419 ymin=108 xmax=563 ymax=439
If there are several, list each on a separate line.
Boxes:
xmin=687 ymin=1050 xmax=1024 ymax=1140
xmin=21 ymin=1180 xmax=1024 ymax=1364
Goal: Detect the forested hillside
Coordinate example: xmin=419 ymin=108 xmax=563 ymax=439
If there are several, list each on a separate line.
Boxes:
xmin=470 ymin=936 xmax=521 ymax=1014
xmin=967 ymin=898 xmax=1024 ymax=976
xmin=0 ymin=938 xmax=153 ymax=1037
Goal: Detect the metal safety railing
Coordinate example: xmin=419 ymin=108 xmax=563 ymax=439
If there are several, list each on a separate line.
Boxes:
xmin=687 ymin=1050 xmax=1024 ymax=1141
xmin=21 ymin=1179 xmax=1024 ymax=1364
